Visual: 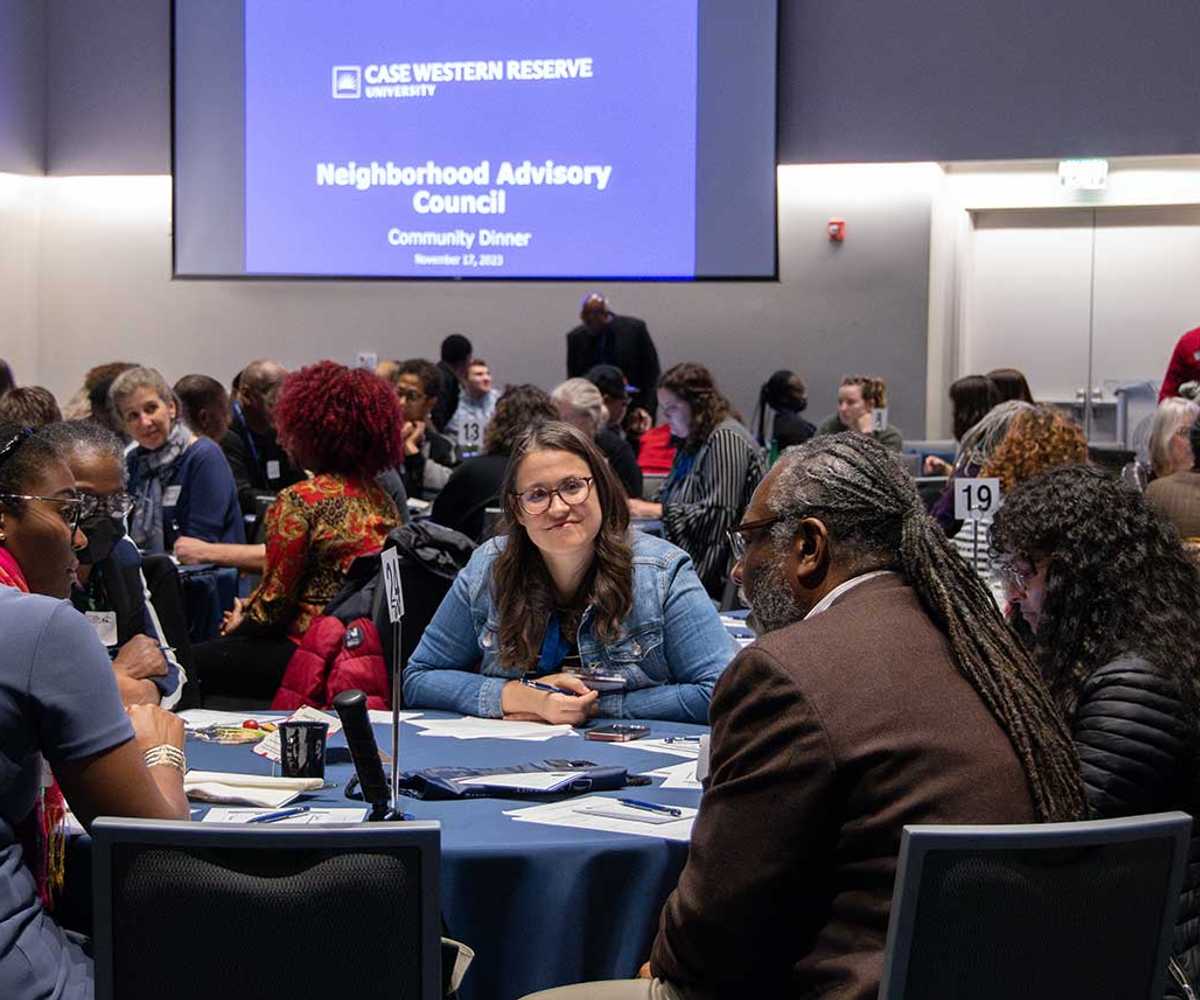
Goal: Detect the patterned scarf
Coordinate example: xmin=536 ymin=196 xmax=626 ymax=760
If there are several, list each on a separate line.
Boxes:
xmin=129 ymin=421 xmax=190 ymax=553
xmin=0 ymin=547 xmax=68 ymax=909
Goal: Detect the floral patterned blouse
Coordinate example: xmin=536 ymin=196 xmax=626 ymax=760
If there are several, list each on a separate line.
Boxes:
xmin=244 ymin=474 xmax=400 ymax=638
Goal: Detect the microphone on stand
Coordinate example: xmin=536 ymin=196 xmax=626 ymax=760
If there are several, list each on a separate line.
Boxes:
xmin=332 ymin=689 xmax=393 ymax=821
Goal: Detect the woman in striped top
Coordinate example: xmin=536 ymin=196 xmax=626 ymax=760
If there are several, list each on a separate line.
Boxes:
xmin=628 ymin=363 xmax=766 ymax=598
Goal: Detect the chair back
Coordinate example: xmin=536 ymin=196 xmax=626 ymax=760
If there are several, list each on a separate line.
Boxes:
xmin=92 ymin=818 xmax=442 ymax=1000
xmin=880 ymin=812 xmax=1192 ymax=1000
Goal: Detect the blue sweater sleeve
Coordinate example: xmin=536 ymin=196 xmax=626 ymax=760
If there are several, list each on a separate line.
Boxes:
xmin=177 ymin=440 xmax=245 ymax=544
xmin=597 ymin=551 xmax=735 ymax=723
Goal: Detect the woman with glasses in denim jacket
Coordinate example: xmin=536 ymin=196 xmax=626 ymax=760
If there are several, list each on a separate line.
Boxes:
xmin=404 ymin=422 xmax=736 ymax=724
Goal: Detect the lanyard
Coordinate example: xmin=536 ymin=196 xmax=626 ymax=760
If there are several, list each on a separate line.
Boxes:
xmin=537 ymin=613 xmax=573 ymax=673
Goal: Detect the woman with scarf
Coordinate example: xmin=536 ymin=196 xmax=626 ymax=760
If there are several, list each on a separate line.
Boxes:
xmin=0 ymin=422 xmax=189 ymax=997
xmin=110 ymin=366 xmax=244 ymax=554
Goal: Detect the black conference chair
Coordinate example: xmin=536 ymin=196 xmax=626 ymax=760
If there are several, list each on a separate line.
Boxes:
xmin=92 ymin=818 xmax=442 ymax=1000
xmin=879 ymin=811 xmax=1193 ymax=1000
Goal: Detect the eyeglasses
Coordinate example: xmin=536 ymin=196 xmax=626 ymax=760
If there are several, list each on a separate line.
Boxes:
xmin=995 ymin=558 xmax=1035 ymax=596
xmin=79 ymin=492 xmax=137 ymax=519
xmin=0 ymin=493 xmax=88 ymax=535
xmin=512 ymin=476 xmax=594 ymax=516
xmin=726 ymin=515 xmax=786 ymax=562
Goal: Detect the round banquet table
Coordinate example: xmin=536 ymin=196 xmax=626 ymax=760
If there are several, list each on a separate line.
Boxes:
xmin=184 ymin=712 xmax=708 ymax=1000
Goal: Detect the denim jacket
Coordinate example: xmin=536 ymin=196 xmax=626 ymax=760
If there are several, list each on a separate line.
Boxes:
xmin=403 ymin=531 xmax=736 ymax=722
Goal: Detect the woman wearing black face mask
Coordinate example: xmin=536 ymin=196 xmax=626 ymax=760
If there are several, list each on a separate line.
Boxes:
xmin=42 ymin=421 xmax=188 ymax=708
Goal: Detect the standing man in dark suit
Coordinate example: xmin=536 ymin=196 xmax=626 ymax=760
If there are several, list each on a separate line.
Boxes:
xmin=566 ymin=294 xmax=661 ymax=422
xmin=526 ymin=434 xmax=1083 ymax=1000
xmin=432 ymin=333 xmax=473 ymax=433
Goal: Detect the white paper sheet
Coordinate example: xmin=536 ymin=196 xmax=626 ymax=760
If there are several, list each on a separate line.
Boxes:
xmin=368 ymin=709 xmax=424 ymax=726
xmin=456 ymin=771 xmax=581 ymax=792
xmin=645 ymin=760 xmax=702 ymax=790
xmin=201 ymin=807 xmax=368 ymax=824
xmin=178 ymin=709 xmax=285 ymax=730
xmin=503 ymin=795 xmax=697 ymax=842
xmin=621 ymin=738 xmax=702 ymax=759
xmin=252 ymin=706 xmax=343 ymax=761
xmin=410 ymin=717 xmax=575 ymax=741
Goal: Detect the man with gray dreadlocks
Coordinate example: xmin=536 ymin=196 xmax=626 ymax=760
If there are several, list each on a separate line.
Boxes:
xmin=525 ymin=434 xmax=1083 ymax=1000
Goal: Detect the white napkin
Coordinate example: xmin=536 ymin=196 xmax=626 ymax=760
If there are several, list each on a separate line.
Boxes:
xmin=184 ymin=771 xmax=324 ymax=808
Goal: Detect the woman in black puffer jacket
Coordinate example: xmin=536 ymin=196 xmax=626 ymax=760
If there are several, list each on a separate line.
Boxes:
xmin=993 ymin=464 xmax=1200 ymax=1000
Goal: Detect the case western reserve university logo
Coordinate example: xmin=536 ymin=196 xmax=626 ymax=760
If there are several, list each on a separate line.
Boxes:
xmin=332 ymin=65 xmax=362 ymax=99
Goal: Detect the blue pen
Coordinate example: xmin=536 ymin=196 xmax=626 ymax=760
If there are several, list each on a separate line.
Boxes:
xmin=247 ymin=805 xmax=310 ymax=824
xmin=618 ymin=798 xmax=683 ymax=818
xmin=522 ymin=678 xmax=576 ymax=696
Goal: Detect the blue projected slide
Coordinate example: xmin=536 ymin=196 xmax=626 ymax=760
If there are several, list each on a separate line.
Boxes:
xmin=243 ymin=0 xmax=699 ymax=278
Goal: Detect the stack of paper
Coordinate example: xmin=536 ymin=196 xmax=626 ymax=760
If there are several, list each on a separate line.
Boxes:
xmin=201 ymin=807 xmax=368 ymax=824
xmin=409 ymin=717 xmax=576 ymax=741
xmin=178 ymin=709 xmax=284 ymax=731
xmin=456 ymin=771 xmax=584 ymax=793
xmin=624 ymin=738 xmax=702 ymax=759
xmin=504 ymin=795 xmax=697 ymax=842
xmin=645 ymin=760 xmax=702 ymax=790
xmin=368 ymin=709 xmax=424 ymax=726
xmin=184 ymin=771 xmax=325 ymax=808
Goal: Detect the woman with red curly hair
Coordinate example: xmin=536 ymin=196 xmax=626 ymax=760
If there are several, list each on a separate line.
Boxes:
xmin=192 ymin=362 xmax=405 ymax=706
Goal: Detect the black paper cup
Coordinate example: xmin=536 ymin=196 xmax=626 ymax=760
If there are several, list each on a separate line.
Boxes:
xmin=279 ymin=721 xmax=328 ymax=779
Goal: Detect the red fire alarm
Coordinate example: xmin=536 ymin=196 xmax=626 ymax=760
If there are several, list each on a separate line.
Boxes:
xmin=827 ymin=219 xmax=846 ymax=242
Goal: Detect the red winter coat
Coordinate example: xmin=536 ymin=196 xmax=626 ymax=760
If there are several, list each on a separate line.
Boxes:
xmin=271 ymin=615 xmax=390 ymax=711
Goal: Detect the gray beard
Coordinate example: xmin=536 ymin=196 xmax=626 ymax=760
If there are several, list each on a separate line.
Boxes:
xmin=745 ymin=556 xmax=806 ymax=635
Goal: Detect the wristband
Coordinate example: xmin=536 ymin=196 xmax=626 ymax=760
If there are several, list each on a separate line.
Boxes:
xmin=143 ymin=744 xmax=187 ymax=775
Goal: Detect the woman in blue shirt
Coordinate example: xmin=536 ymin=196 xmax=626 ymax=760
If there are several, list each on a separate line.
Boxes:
xmin=110 ymin=366 xmax=244 ymax=554
xmin=404 ymin=421 xmax=735 ymax=724
xmin=0 ymin=422 xmax=188 ymax=998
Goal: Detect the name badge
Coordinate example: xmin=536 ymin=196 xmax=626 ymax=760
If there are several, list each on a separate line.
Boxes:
xmin=162 ymin=485 xmax=182 ymax=507
xmin=267 ymin=459 xmax=281 ymax=481
xmin=86 ymin=610 xmax=119 ymax=647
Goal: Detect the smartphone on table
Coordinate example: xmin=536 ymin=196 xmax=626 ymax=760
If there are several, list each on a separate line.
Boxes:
xmin=585 ymin=723 xmax=650 ymax=742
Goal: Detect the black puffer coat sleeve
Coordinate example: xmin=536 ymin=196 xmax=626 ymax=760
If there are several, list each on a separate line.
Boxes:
xmin=1073 ymin=656 xmax=1199 ymax=999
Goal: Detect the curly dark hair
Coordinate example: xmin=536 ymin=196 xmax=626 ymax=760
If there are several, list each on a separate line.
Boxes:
xmin=393 ymin=359 xmax=442 ymax=400
xmin=483 ymin=384 xmax=558 ymax=456
xmin=492 ymin=421 xmax=633 ymax=667
xmin=658 ymin=362 xmax=732 ymax=453
xmin=0 ymin=422 xmax=66 ymax=515
xmin=768 ymin=434 xmax=1084 ymax=823
xmin=272 ymin=361 xmax=404 ymax=477
xmin=991 ymin=464 xmax=1200 ymax=725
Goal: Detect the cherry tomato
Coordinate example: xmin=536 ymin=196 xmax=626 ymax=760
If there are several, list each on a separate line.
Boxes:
xmin=242 ymin=719 xmax=259 ymax=730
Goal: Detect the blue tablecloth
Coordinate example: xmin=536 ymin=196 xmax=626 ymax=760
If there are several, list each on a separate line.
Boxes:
xmin=185 ymin=713 xmax=707 ymax=1000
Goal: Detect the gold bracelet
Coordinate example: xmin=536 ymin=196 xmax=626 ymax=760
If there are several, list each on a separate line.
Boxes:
xmin=143 ymin=744 xmax=187 ymax=775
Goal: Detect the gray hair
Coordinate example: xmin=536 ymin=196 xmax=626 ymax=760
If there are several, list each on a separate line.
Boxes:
xmin=954 ymin=399 xmax=1035 ymax=475
xmin=551 ymin=378 xmax=608 ymax=435
xmin=1148 ymin=397 xmax=1199 ymax=478
xmin=108 ymin=366 xmax=175 ymax=427
xmin=39 ymin=419 xmax=128 ymax=485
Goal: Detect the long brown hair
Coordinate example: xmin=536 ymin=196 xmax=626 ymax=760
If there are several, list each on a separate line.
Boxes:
xmin=491 ymin=422 xmax=634 ymax=668
xmin=658 ymin=362 xmax=732 ymax=453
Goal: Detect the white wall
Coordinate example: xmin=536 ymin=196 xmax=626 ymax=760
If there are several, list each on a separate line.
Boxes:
xmin=31 ymin=166 xmax=936 ymax=437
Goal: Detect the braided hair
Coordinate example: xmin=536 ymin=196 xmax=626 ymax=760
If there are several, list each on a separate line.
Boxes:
xmin=769 ymin=434 xmax=1084 ymax=822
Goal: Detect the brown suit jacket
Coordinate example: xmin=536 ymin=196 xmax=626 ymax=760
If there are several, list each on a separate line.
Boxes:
xmin=650 ymin=574 xmax=1036 ymax=999
xmin=1146 ymin=470 xmax=1200 ymax=541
